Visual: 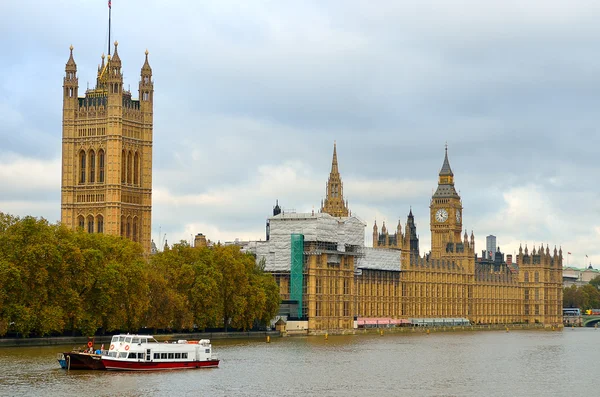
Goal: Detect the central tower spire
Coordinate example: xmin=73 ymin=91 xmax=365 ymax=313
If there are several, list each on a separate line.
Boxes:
xmin=320 ymin=142 xmax=350 ymax=217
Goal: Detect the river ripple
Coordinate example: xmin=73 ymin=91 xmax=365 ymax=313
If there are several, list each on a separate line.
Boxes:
xmin=0 ymin=328 xmax=598 ymax=397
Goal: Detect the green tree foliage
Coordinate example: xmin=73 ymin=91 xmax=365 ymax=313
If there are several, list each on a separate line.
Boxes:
xmin=148 ymin=243 xmax=280 ymax=332
xmin=563 ymin=283 xmax=600 ymax=311
xmin=589 ymin=275 xmax=600 ymax=289
xmin=0 ymin=212 xmax=280 ymax=337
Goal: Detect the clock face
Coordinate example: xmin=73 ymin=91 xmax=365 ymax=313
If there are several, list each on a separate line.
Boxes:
xmin=456 ymin=210 xmax=461 ymax=222
xmin=435 ymin=209 xmax=448 ymax=223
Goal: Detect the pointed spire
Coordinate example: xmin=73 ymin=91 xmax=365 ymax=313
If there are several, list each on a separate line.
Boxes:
xmin=273 ymin=199 xmax=281 ymax=216
xmin=321 ymin=142 xmax=349 ymax=217
xmin=331 ymin=141 xmax=338 ymax=174
xmin=373 ymin=220 xmax=378 ymax=232
xmin=439 ymin=143 xmax=454 ymax=177
xmin=141 ymin=49 xmax=152 ymax=74
xmin=66 ymin=45 xmax=77 ymax=71
xmin=111 ymin=41 xmax=121 ymax=64
xmin=408 ymin=207 xmax=413 ymax=218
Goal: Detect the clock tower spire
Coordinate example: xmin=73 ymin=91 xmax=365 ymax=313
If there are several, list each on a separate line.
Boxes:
xmin=430 ymin=145 xmax=463 ymax=259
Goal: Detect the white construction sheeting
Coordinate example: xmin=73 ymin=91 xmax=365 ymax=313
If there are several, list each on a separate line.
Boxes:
xmin=356 ymin=247 xmax=402 ymax=272
xmin=246 ymin=212 xmax=366 ymax=272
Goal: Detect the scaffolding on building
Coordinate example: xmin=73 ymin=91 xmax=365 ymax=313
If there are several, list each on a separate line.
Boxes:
xmin=247 ymin=212 xmax=366 ymax=272
xmin=290 ymin=234 xmax=304 ymax=319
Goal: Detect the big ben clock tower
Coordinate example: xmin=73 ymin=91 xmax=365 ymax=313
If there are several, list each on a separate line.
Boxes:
xmin=430 ymin=146 xmax=463 ymax=259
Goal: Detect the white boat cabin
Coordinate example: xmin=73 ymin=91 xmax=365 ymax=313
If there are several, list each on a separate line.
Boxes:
xmin=104 ymin=334 xmax=216 ymax=363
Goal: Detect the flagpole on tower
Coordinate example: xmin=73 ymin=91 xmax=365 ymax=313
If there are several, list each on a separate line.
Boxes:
xmin=108 ymin=0 xmax=112 ymax=55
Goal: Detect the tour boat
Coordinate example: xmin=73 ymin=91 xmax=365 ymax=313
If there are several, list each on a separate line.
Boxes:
xmin=101 ymin=334 xmax=219 ymax=371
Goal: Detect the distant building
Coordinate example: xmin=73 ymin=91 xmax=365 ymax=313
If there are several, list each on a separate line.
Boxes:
xmin=486 ymin=235 xmax=497 ymax=260
xmin=563 ymin=265 xmax=600 ymax=287
xmin=506 ymin=254 xmax=513 ymax=266
xmin=194 ymin=233 xmax=208 ymax=248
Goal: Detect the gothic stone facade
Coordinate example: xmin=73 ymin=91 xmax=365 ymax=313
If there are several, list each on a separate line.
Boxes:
xmin=61 ymin=43 xmax=153 ymax=253
xmin=267 ymin=144 xmax=563 ymax=329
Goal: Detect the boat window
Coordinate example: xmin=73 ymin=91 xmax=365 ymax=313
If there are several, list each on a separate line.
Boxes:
xmin=168 ymin=353 xmax=174 ymax=359
xmin=154 ymin=353 xmax=159 ymax=359
xmin=141 ymin=338 xmax=148 ymax=344
xmin=125 ymin=337 xmax=132 ymax=343
xmin=182 ymin=353 xmax=188 ymax=359
xmin=128 ymin=353 xmax=137 ymax=359
xmin=138 ymin=353 xmax=144 ymax=359
xmin=119 ymin=336 xmax=125 ymax=342
xmin=161 ymin=353 xmax=167 ymax=359
xmin=109 ymin=352 xmax=117 ymax=357
xmin=119 ymin=352 xmax=128 ymax=358
xmin=175 ymin=353 xmax=181 ymax=359
xmin=132 ymin=338 xmax=140 ymax=344
xmin=205 ymin=349 xmax=210 ymax=353
xmin=111 ymin=336 xmax=118 ymax=343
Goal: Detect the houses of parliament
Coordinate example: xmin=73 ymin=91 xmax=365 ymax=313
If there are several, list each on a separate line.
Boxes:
xmin=58 ymin=37 xmax=562 ymax=328
xmin=258 ymin=144 xmax=563 ymax=329
xmin=60 ymin=42 xmax=153 ymax=253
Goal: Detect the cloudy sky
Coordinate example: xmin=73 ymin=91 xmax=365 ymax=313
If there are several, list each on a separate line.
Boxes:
xmin=1 ymin=0 xmax=599 ymax=266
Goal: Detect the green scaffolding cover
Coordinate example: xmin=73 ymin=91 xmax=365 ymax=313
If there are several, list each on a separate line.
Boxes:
xmin=290 ymin=234 xmax=304 ymax=318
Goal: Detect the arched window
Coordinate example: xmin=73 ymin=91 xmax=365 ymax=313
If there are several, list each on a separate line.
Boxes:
xmin=126 ymin=217 xmax=131 ymax=239
xmin=127 ymin=151 xmax=133 ymax=184
xmin=98 ymin=150 xmax=105 ymax=183
xmin=132 ymin=217 xmax=138 ymax=242
xmin=133 ymin=152 xmax=139 ymax=185
xmin=79 ymin=151 xmax=86 ymax=183
xmin=78 ymin=215 xmax=85 ymax=229
xmin=97 ymin=215 xmax=104 ymax=233
xmin=120 ymin=215 xmax=125 ymax=236
xmin=89 ymin=150 xmax=95 ymax=183
xmin=87 ymin=215 xmax=94 ymax=233
xmin=121 ymin=150 xmax=126 ymax=183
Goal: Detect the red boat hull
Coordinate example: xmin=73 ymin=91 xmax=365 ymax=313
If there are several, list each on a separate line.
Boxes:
xmin=102 ymin=359 xmax=219 ymax=371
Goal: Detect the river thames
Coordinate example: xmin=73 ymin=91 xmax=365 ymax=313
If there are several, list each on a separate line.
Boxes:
xmin=0 ymin=328 xmax=598 ymax=397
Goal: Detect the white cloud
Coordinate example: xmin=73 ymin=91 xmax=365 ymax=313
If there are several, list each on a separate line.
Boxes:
xmin=0 ymin=155 xmax=60 ymax=192
xmin=2 ymin=0 xmax=600 ymax=264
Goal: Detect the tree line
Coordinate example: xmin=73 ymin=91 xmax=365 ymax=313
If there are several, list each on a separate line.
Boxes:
xmin=0 ymin=213 xmax=280 ymax=337
xmin=563 ymin=277 xmax=600 ymax=311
